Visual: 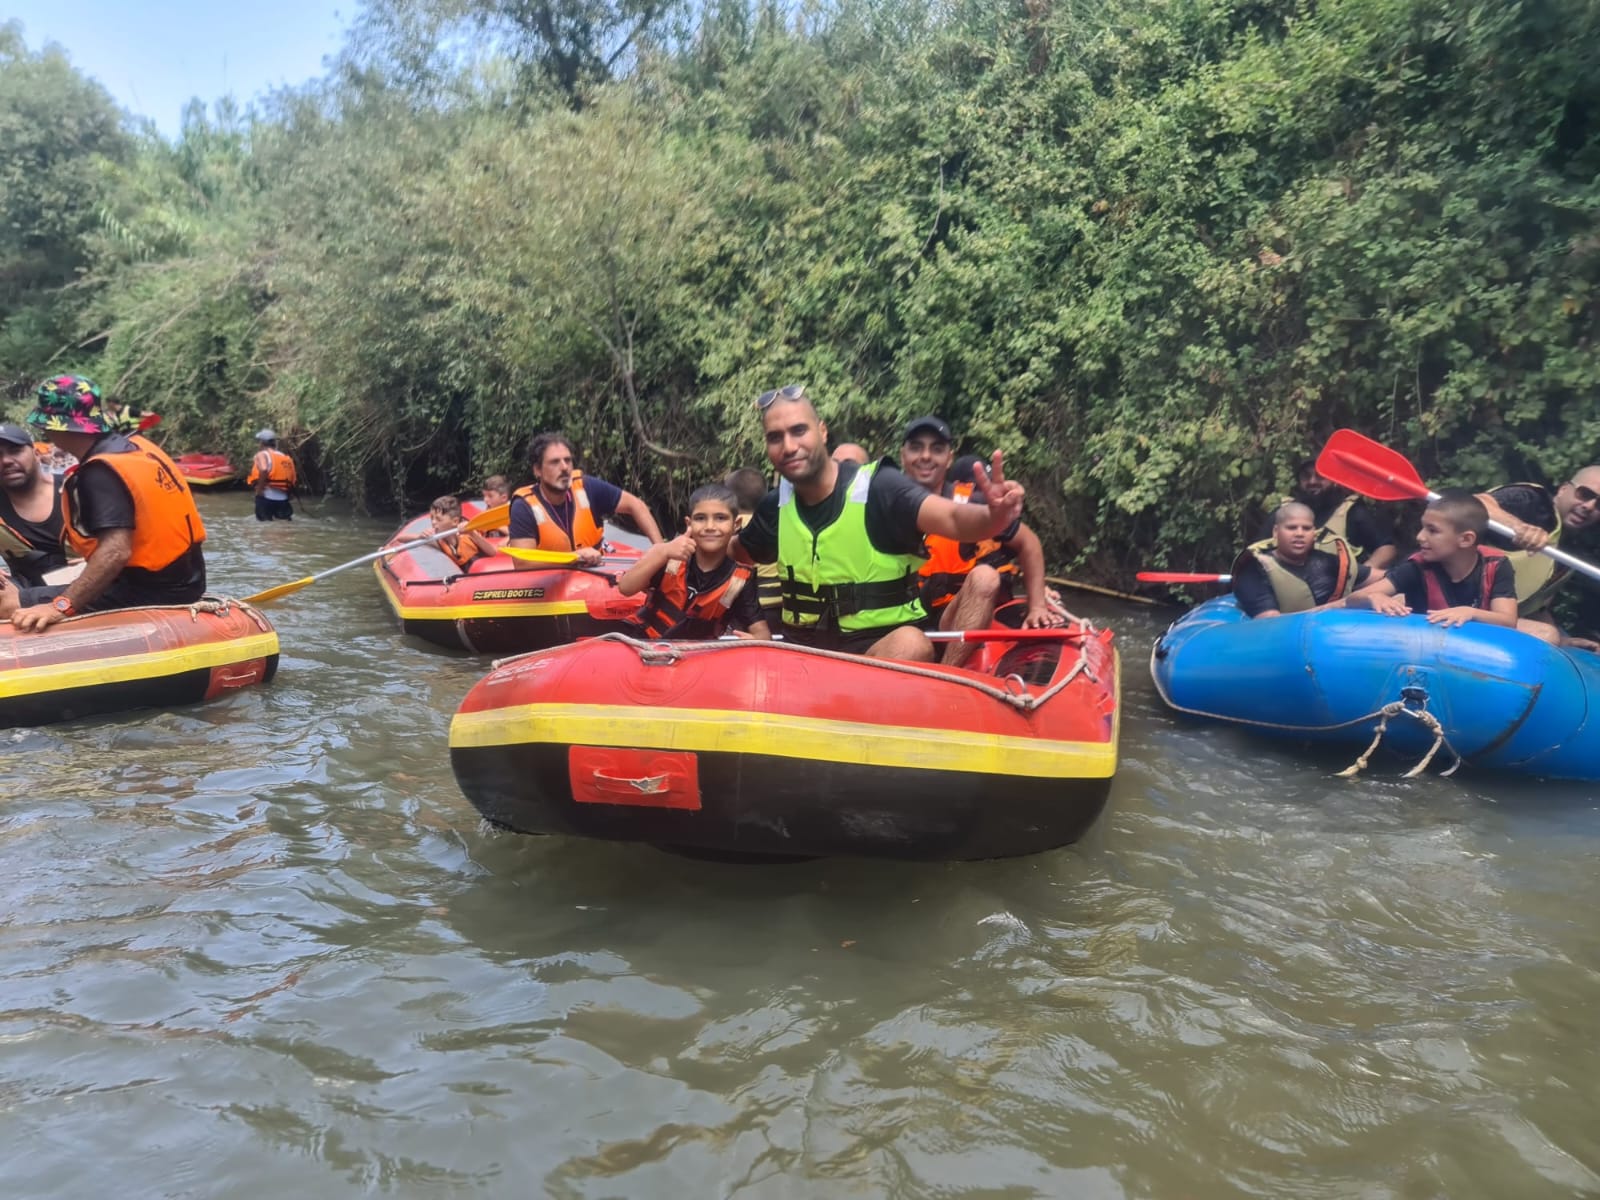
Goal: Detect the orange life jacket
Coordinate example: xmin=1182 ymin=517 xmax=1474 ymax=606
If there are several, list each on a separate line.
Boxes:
xmin=628 ymin=559 xmax=752 ymax=639
xmin=61 ymin=435 xmax=206 ymax=570
xmin=918 ymin=481 xmax=1018 ymax=610
xmin=437 ymin=531 xmax=478 ymax=570
xmin=511 ymin=474 xmax=603 ymax=552
xmin=248 ymin=448 xmax=297 ymax=489
xmin=1409 ymin=546 xmax=1508 ymax=612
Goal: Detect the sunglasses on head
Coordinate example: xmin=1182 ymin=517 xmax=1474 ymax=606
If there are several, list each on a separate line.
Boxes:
xmin=1569 ymin=482 xmax=1600 ymax=505
xmin=756 ymin=383 xmax=806 ymax=409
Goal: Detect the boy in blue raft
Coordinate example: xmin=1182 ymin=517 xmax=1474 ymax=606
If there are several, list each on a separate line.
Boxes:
xmin=1339 ymin=490 xmax=1517 ymax=628
xmin=617 ymin=483 xmax=772 ymax=641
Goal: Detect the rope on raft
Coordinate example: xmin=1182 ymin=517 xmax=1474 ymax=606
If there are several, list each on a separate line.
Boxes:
xmin=1148 ymin=643 xmax=1463 ymax=779
xmin=491 ymin=624 xmax=1101 ymax=712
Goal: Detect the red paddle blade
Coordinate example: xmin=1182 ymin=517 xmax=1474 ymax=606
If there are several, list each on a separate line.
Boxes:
xmin=136 ymin=412 xmax=162 ymax=432
xmin=1315 ymin=429 xmax=1432 ymax=503
xmin=1136 ymin=572 xmax=1231 ymax=584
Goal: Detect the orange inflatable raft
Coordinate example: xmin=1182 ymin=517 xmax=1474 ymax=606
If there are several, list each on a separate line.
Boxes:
xmin=0 ymin=599 xmax=278 ymax=727
xmin=450 ymin=615 xmax=1120 ymax=860
xmin=372 ymin=506 xmax=647 ymax=653
xmin=174 ymin=453 xmax=240 ymax=488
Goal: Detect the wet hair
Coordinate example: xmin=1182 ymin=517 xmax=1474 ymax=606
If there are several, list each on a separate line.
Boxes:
xmin=1426 ymin=488 xmax=1488 ymax=540
xmin=482 ymin=474 xmax=509 ymax=495
xmin=688 ymin=482 xmax=739 ymax=515
xmin=1273 ymin=501 xmax=1315 ymax=527
xmin=529 ymin=432 xmax=574 ymax=469
xmin=430 ymin=495 xmax=463 ymax=518
xmin=723 ymin=467 xmax=768 ymax=513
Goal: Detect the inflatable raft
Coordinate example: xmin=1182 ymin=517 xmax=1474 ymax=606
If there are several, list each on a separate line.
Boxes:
xmin=174 ymin=453 xmax=239 ymax=488
xmin=450 ymin=619 xmax=1121 ymax=860
xmin=373 ymin=508 xmax=646 ymax=653
xmin=0 ymin=599 xmax=278 ymax=728
xmin=1151 ymin=596 xmax=1600 ymax=780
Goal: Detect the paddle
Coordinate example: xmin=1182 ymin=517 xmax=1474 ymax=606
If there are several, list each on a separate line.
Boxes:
xmin=1317 ymin=429 xmax=1600 ymax=584
xmin=924 ymin=627 xmax=1088 ymax=643
xmin=495 ymin=545 xmax=580 ymax=565
xmin=1136 ymin=571 xmax=1233 ymax=585
xmin=241 ymin=503 xmax=511 ymax=604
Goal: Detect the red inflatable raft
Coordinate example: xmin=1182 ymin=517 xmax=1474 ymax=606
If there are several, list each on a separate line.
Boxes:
xmin=174 ymin=452 xmax=239 ymax=488
xmin=449 ymin=619 xmax=1120 ymax=860
xmin=0 ymin=599 xmax=279 ymax=727
xmin=372 ymin=506 xmax=647 ymax=653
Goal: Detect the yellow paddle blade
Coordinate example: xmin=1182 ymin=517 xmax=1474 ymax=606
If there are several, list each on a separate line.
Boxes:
xmin=242 ymin=576 xmax=314 ymax=605
xmin=462 ymin=502 xmax=511 ymax=533
xmin=496 ymin=545 xmax=580 ymax=564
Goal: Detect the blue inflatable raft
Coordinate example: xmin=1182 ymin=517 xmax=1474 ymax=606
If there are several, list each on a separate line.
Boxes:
xmin=1150 ymin=597 xmax=1598 ymax=780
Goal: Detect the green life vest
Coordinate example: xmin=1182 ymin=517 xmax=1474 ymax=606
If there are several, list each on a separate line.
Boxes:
xmin=1231 ymin=533 xmax=1355 ymax=614
xmin=776 ymin=462 xmax=926 ymax=635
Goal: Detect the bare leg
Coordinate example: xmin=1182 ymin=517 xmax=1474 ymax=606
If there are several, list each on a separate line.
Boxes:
xmin=0 ymin=575 xmax=17 ymax=621
xmin=939 ymin=565 xmax=1002 ymax=668
xmin=866 ymin=624 xmax=936 ymax=662
xmin=1517 ymin=617 xmax=1562 ymax=646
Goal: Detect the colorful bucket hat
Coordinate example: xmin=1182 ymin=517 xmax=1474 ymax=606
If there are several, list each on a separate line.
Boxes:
xmin=28 ymin=375 xmax=113 ymax=435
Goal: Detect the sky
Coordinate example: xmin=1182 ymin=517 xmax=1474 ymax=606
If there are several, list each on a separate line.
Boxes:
xmin=9 ymin=1 xmax=353 ymax=136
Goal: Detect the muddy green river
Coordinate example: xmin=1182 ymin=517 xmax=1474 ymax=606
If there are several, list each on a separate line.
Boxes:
xmin=3 ymin=492 xmax=1597 ymax=1198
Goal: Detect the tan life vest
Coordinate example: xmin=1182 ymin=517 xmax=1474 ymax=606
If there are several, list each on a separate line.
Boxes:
xmin=1231 ymin=534 xmax=1355 ymax=613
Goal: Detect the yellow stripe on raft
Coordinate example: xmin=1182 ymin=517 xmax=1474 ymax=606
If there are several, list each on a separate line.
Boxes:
xmin=372 ymin=561 xmax=593 ymax=621
xmin=0 ymin=631 xmax=279 ymax=699
xmin=450 ymin=700 xmax=1118 ymax=779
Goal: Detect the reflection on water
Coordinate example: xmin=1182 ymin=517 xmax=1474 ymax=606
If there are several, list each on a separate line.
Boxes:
xmin=2 ymin=492 xmax=1598 ymax=1198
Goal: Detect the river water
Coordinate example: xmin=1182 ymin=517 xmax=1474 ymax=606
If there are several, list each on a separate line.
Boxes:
xmin=3 ymin=491 xmax=1597 ymax=1199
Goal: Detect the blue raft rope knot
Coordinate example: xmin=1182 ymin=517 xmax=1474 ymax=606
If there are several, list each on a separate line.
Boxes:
xmin=1334 ymin=698 xmax=1462 ymax=780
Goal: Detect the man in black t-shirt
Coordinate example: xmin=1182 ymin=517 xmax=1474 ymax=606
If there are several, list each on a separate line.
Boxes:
xmin=735 ymin=388 xmax=1024 ymax=660
xmin=1232 ymin=502 xmax=1371 ymax=617
xmin=0 ymin=423 xmax=71 ymax=600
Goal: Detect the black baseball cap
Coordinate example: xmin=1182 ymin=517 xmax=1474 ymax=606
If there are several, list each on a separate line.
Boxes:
xmin=902 ymin=415 xmax=952 ymax=444
xmin=0 ymin=423 xmax=34 ymax=448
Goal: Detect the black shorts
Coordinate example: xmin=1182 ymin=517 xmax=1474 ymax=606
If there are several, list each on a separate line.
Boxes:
xmin=788 ymin=624 xmax=914 ymax=656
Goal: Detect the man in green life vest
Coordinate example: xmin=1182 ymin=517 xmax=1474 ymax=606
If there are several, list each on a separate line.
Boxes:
xmin=733 ymin=386 xmax=1025 ymax=661
xmin=1478 ymin=466 xmax=1600 ymax=650
xmin=1231 ymin=502 xmax=1372 ymax=618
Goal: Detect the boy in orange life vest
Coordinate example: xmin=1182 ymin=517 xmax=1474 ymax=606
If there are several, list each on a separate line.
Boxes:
xmin=394 ymin=495 xmax=494 ymax=570
xmin=617 ymin=483 xmax=771 ymax=640
xmin=1340 ymin=490 xmax=1517 ymax=628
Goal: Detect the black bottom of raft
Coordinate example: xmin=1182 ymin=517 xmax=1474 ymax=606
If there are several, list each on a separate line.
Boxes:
xmin=404 ymin=614 xmax=634 ymax=654
xmin=1 ymin=654 xmax=280 ymax=729
xmin=452 ymin=743 xmax=1111 ymax=861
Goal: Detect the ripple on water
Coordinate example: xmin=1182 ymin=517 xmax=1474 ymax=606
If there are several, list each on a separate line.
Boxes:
xmin=2 ymin=513 xmax=1599 ymax=1196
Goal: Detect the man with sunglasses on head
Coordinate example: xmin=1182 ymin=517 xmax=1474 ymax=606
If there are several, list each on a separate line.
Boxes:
xmin=734 ymin=385 xmax=1025 ymax=662
xmin=1479 ymin=467 xmax=1600 ymax=650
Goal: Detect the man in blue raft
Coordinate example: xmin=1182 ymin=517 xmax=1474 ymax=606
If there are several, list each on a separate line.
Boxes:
xmin=1477 ymin=467 xmax=1600 ymax=650
xmin=1232 ymin=502 xmax=1372 ymax=618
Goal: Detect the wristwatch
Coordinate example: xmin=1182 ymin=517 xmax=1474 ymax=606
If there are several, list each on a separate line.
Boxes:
xmin=52 ymin=595 xmax=76 ymax=616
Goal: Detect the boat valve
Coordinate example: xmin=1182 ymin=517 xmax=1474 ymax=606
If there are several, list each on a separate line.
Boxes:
xmin=1400 ymin=685 xmax=1429 ymax=708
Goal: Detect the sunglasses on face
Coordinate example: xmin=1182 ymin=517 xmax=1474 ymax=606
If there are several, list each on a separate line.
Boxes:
xmin=756 ymin=383 xmax=806 ymax=409
xmin=1570 ymin=482 xmax=1600 ymax=505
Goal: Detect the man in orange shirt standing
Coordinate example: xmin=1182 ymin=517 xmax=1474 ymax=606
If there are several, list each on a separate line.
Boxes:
xmin=248 ymin=429 xmax=297 ymax=521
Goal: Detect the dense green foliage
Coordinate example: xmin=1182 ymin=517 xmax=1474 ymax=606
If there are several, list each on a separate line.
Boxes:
xmin=2 ymin=0 xmax=1598 ymax=586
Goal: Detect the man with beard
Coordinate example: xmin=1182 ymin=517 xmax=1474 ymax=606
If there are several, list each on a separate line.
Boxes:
xmin=899 ymin=416 xmax=1065 ymax=666
xmin=1278 ymin=459 xmax=1398 ymax=569
xmin=1231 ymin=501 xmax=1369 ymax=618
xmin=734 ymin=386 xmax=1024 ymax=662
xmin=0 ymin=423 xmax=72 ymax=606
xmin=1479 ymin=467 xmax=1600 ymax=649
xmin=508 ymin=431 xmax=664 ymax=565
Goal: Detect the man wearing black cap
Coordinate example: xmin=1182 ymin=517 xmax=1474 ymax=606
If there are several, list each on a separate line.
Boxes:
xmin=901 ymin=417 xmax=1068 ymax=666
xmin=0 ymin=423 xmax=72 ymax=605
xmin=736 ymin=388 xmax=1025 ymax=661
